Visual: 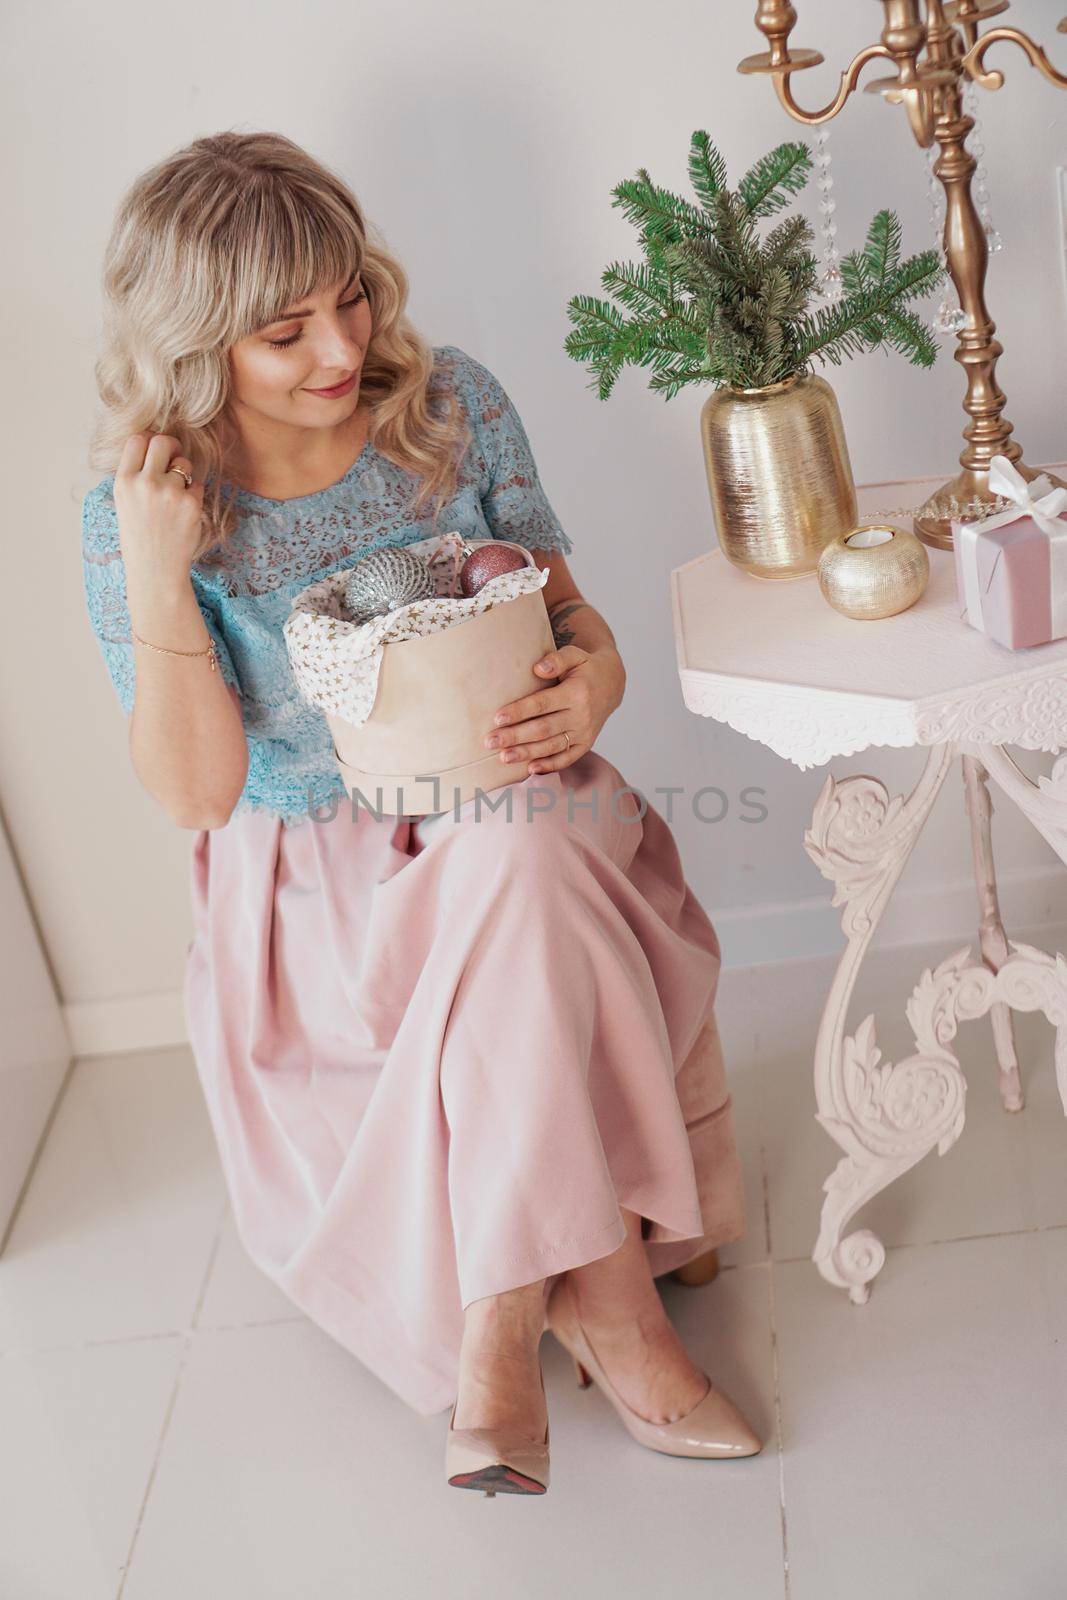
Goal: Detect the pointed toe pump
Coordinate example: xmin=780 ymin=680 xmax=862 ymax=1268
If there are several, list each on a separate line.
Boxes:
xmin=546 ymin=1274 xmax=762 ymax=1460
xmin=445 ymin=1362 xmax=550 ymax=1496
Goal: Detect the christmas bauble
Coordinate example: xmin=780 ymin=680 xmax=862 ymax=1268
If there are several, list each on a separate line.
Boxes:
xmin=342 ymin=547 xmax=436 ymax=623
xmin=459 ymin=543 xmax=529 ymax=597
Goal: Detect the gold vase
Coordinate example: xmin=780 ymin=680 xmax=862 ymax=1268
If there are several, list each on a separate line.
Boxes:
xmin=700 ymin=369 xmax=858 ymax=579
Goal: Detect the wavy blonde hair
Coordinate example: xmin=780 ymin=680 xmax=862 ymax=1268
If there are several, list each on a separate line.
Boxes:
xmin=88 ymin=129 xmax=472 ymax=561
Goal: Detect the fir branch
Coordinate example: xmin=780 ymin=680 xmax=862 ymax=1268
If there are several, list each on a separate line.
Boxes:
xmin=687 ymin=130 xmax=728 ymax=212
xmin=839 ymin=249 xmax=870 ymax=297
xmin=610 ymin=169 xmax=714 ymax=244
xmin=564 ymin=131 xmax=945 ymax=399
xmin=881 ymin=306 xmax=940 ymax=368
xmin=648 ymin=365 xmax=717 ymax=398
xmin=600 ymin=259 xmax=677 ymax=321
xmin=884 ymin=248 xmax=944 ymax=306
xmin=564 ymin=292 xmax=626 ymax=351
xmin=762 ymin=214 xmax=815 ymax=273
xmin=861 ymin=208 xmax=902 ymax=291
xmin=737 ymin=141 xmax=812 ymax=218
xmin=792 ymin=251 xmax=943 ymax=367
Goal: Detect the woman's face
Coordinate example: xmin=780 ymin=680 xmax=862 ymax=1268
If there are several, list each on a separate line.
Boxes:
xmin=227 ymin=269 xmax=373 ymax=431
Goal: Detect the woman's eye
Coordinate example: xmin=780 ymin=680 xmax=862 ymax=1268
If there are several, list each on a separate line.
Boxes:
xmin=267 ymin=290 xmax=367 ymax=350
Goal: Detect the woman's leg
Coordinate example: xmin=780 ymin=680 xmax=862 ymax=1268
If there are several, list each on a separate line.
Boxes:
xmin=414 ymin=761 xmax=731 ymax=1426
xmin=453 ymin=1276 xmax=549 ymax=1440
xmin=561 ymin=1206 xmax=710 ymax=1424
xmin=454 ymin=1204 xmax=711 ymax=1439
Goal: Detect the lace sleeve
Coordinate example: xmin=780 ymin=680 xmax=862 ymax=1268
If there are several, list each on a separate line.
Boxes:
xmin=81 ymin=478 xmax=241 ymax=715
xmin=459 ymin=352 xmax=574 ymax=557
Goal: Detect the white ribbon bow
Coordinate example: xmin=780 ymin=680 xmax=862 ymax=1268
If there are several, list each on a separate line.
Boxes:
xmin=957 ymin=454 xmax=1067 ymax=635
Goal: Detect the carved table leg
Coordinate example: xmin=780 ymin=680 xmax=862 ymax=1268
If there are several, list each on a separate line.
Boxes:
xmin=973 ymin=746 xmax=1067 ymax=866
xmin=971 ymin=742 xmax=1067 ymax=1123
xmin=803 ymin=741 xmax=1067 ymax=1306
xmin=803 ymin=743 xmax=963 ymax=1304
xmin=961 ymin=754 xmax=1023 ymax=1113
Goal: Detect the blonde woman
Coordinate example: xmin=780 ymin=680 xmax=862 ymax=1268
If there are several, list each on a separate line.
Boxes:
xmin=81 ymin=129 xmax=761 ymax=1496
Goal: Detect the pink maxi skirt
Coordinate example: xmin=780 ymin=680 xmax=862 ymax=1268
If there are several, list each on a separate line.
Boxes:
xmin=182 ymin=749 xmax=746 ymax=1416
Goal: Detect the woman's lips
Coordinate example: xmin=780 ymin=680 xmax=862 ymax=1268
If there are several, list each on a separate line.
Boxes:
xmin=305 ymin=371 xmax=359 ymax=398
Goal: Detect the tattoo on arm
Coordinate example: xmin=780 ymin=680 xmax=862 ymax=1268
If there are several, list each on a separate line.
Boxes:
xmin=548 ymin=601 xmax=588 ymax=650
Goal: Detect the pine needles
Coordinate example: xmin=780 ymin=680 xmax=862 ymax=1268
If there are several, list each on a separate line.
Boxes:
xmin=564 ymin=133 xmax=945 ymax=399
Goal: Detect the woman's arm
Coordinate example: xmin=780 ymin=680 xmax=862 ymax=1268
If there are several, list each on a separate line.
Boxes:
xmin=536 ymin=549 xmax=626 ymax=704
xmin=460 ymin=351 xmax=624 ymax=768
xmin=126 ymin=573 xmax=249 ymax=829
xmin=483 ymin=549 xmax=626 ymax=776
xmin=114 ymin=433 xmax=249 ymax=829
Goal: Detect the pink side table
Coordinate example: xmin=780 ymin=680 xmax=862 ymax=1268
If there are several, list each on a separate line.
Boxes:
xmin=671 ymin=466 xmax=1067 ymax=1305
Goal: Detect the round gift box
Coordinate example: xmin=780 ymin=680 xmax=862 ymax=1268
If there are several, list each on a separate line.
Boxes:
xmin=816 ymin=523 xmax=929 ymax=619
xmin=324 ymin=542 xmax=559 ymax=815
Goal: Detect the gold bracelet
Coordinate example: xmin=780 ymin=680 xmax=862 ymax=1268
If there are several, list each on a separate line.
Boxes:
xmin=131 ymin=629 xmax=218 ymax=672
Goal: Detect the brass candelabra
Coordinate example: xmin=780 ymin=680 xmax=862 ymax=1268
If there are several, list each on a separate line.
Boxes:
xmin=739 ymin=1 xmax=1067 ymax=550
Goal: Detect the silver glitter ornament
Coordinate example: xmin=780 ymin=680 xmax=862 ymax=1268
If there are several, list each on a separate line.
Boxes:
xmin=342 ymin=547 xmax=436 ymax=623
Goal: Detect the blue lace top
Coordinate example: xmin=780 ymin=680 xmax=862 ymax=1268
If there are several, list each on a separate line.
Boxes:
xmin=81 ymin=344 xmax=574 ymax=826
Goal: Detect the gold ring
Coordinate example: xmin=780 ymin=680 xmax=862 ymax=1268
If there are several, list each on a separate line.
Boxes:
xmin=167 ymin=466 xmax=193 ymax=488
xmin=562 ymin=729 xmax=572 ymax=750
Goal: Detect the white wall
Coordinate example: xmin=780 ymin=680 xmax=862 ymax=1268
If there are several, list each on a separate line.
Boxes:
xmin=5 ymin=0 xmax=1066 ymax=1033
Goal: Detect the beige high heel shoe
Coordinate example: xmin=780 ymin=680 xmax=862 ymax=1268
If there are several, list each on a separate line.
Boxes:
xmin=445 ymin=1360 xmax=550 ymax=1496
xmin=545 ymin=1273 xmax=762 ymax=1459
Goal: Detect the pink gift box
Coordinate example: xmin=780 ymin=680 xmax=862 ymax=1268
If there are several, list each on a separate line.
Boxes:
xmin=952 ymin=456 xmax=1067 ymax=651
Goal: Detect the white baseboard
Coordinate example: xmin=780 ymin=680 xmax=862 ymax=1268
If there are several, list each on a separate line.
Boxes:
xmin=714 ymin=860 xmax=1067 ymax=971
xmin=64 ymin=989 xmax=191 ymax=1061
xmin=65 ymin=860 xmax=1067 ymax=1059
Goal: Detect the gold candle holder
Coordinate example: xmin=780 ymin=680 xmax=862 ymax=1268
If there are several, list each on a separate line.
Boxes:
xmin=817 ymin=523 xmax=930 ymax=618
xmin=738 ymin=0 xmax=1067 ymax=552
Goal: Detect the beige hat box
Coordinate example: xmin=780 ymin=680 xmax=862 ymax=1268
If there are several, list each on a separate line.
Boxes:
xmin=283 ymin=536 xmax=559 ymax=816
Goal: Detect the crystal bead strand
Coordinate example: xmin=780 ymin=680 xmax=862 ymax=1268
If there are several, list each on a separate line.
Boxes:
xmin=814 ymin=126 xmax=843 ymax=305
xmin=963 ymin=77 xmax=1003 ymax=256
xmin=925 ymin=143 xmax=967 ymax=334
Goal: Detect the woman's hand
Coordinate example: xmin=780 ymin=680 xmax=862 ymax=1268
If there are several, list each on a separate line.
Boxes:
xmin=113 ymin=431 xmax=206 ymax=601
xmin=484 ymin=644 xmax=626 ymax=775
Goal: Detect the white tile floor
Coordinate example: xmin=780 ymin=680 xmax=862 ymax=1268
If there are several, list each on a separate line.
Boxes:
xmin=3 ymin=932 xmax=1067 ymax=1599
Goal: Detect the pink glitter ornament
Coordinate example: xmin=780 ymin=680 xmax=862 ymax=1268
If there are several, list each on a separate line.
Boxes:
xmin=459 ymin=543 xmax=529 ymax=597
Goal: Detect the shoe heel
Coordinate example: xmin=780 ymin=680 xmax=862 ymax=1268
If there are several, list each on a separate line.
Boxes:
xmin=445 ymin=1361 xmax=550 ymax=1495
xmin=572 ymin=1353 xmax=592 ymax=1388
